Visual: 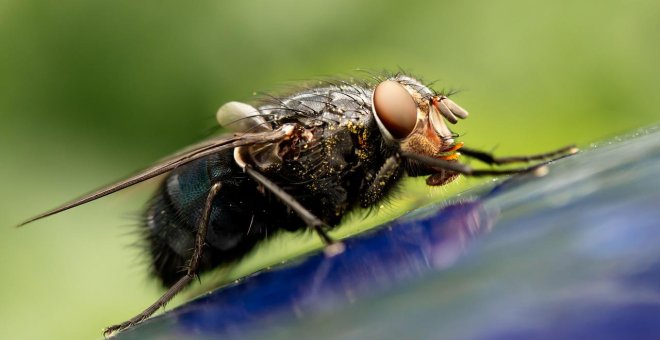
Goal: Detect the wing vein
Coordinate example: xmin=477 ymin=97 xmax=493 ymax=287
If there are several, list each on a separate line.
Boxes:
xmin=19 ymin=128 xmax=289 ymax=226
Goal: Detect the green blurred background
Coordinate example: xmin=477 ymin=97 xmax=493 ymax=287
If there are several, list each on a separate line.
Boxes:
xmin=1 ymin=1 xmax=658 ymax=339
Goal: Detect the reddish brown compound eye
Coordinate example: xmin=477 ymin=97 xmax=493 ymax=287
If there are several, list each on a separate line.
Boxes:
xmin=373 ymin=80 xmax=418 ymax=139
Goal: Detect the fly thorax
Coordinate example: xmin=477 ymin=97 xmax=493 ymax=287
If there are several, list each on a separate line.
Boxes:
xmin=234 ymin=124 xmax=322 ymax=174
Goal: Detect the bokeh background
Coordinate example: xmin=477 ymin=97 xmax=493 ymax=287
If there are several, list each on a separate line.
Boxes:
xmin=1 ymin=1 xmax=658 ymax=339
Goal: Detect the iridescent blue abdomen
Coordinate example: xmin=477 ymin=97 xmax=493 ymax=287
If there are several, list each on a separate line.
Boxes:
xmin=143 ymin=149 xmax=303 ymax=286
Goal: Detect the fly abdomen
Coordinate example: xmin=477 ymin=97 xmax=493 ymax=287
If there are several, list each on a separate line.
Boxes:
xmin=143 ymin=149 xmax=303 ymax=286
xmin=144 ymin=184 xmax=193 ymax=286
xmin=143 ymin=150 xmax=253 ymax=286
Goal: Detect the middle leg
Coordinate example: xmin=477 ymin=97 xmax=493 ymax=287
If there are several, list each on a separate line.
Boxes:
xmin=243 ymin=165 xmax=344 ymax=254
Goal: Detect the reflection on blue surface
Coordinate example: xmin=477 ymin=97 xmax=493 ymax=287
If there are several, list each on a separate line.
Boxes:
xmin=120 ymin=127 xmax=660 ymax=340
xmin=175 ymin=200 xmax=492 ymax=336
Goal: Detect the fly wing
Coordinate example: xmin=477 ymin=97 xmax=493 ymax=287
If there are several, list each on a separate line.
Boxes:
xmin=19 ymin=127 xmax=292 ymax=226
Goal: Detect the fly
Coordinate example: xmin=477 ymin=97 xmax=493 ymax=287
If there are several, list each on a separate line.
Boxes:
xmin=19 ymin=72 xmax=578 ymax=336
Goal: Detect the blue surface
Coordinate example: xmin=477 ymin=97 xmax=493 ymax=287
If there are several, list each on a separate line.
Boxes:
xmin=118 ymin=126 xmax=660 ymax=340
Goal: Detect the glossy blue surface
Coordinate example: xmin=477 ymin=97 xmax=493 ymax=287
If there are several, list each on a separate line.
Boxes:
xmin=119 ymin=127 xmax=660 ymax=340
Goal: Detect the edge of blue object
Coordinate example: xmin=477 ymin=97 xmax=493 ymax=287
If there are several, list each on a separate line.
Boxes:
xmin=119 ymin=126 xmax=660 ymax=340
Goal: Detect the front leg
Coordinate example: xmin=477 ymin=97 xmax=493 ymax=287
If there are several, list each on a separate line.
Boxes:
xmin=402 ymin=143 xmax=576 ymax=179
xmin=360 ymin=155 xmax=402 ymax=207
xmin=460 ymin=145 xmax=578 ymax=165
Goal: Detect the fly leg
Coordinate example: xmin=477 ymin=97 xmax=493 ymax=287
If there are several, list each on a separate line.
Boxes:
xmin=402 ymin=143 xmax=577 ymax=178
xmin=103 ymin=182 xmax=223 ymax=337
xmin=459 ymin=145 xmax=578 ymax=166
xmin=244 ymin=166 xmax=345 ymax=255
xmin=402 ymin=152 xmax=557 ymax=177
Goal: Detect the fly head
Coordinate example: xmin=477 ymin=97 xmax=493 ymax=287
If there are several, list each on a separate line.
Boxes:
xmin=371 ymin=76 xmax=469 ymax=182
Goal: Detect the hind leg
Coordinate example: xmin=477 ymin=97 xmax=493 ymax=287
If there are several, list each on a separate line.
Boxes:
xmin=104 ymin=182 xmax=223 ymax=336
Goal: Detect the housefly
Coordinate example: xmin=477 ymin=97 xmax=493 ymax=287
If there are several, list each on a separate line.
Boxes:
xmin=19 ymin=72 xmax=577 ymax=336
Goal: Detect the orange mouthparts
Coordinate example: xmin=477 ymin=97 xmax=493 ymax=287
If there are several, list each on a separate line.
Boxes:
xmin=436 ymin=142 xmax=464 ymax=161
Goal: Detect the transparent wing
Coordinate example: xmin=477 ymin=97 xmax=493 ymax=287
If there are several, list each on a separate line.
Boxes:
xmin=19 ymin=127 xmax=291 ymax=226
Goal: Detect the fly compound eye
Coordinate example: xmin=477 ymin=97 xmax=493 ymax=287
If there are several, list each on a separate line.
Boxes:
xmin=373 ymin=80 xmax=418 ymax=139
